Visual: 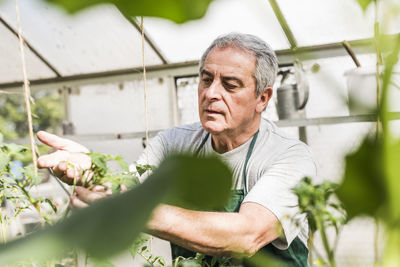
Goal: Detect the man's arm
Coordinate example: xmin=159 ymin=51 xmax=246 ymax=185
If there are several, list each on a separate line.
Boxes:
xmin=146 ymin=202 xmax=281 ymax=257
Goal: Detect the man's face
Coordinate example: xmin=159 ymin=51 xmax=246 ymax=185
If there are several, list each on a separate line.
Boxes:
xmin=198 ymin=46 xmax=263 ymax=135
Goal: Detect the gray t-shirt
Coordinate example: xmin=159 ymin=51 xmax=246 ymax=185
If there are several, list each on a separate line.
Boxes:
xmin=135 ymin=118 xmax=317 ymax=250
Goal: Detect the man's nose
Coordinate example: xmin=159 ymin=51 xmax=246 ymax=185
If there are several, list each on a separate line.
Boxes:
xmin=205 ymin=80 xmax=222 ymax=101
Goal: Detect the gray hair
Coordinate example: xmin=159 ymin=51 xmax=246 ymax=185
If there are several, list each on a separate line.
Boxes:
xmin=199 ymin=33 xmax=278 ymax=96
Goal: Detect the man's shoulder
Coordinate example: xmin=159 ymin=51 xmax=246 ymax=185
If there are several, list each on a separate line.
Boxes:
xmin=259 ymin=118 xmax=314 ymax=159
xmin=260 ymin=118 xmax=299 ymax=145
xmin=157 ymin=122 xmax=206 ymax=151
xmin=160 ymin=122 xmax=203 ymax=138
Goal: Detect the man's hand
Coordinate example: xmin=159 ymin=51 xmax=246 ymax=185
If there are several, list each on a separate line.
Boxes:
xmin=70 ymin=186 xmax=110 ymax=208
xmin=37 ymin=131 xmax=92 ymax=185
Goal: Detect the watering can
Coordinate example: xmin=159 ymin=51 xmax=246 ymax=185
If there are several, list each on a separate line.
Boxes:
xmin=276 ymin=61 xmax=309 ymax=120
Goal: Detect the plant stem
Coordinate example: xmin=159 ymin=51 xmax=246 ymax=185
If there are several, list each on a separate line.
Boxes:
xmin=0 ymin=210 xmax=7 ymax=243
xmin=308 ymin=233 xmax=314 ymax=266
xmin=313 ymin=211 xmax=336 ymax=267
xmin=11 ymin=173 xmax=47 ymax=226
xmin=374 ymin=218 xmax=380 ymax=267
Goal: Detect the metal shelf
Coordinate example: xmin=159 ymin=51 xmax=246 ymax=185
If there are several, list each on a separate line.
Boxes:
xmin=7 ymin=113 xmax=400 ymax=144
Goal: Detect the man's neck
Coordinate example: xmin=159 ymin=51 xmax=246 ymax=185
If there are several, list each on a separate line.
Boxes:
xmin=211 ymin=119 xmax=261 ymax=154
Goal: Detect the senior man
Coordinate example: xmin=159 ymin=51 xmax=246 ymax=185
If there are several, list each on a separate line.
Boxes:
xmin=37 ymin=33 xmax=316 ymax=266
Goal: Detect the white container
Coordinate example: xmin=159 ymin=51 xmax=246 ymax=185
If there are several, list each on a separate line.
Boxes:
xmin=344 ymin=66 xmax=400 ymax=115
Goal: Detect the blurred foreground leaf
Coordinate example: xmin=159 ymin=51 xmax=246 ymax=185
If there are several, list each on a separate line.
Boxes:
xmin=164 ymin=153 xmax=232 ymax=210
xmin=385 ymin=140 xmax=400 ymax=218
xmin=337 ymin=137 xmax=387 ymax=220
xmin=355 ymin=0 xmax=374 ymax=12
xmin=243 ymin=250 xmax=286 ymax=267
xmin=44 ymin=0 xmax=213 ymax=24
xmin=0 ymin=154 xmax=232 ymax=264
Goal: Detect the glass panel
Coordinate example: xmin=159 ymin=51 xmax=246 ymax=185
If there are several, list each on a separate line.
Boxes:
xmin=0 ymin=0 xmax=162 ymax=77
xmin=68 ymin=78 xmax=174 ymax=135
xmin=277 ymin=0 xmax=377 ymax=46
xmin=0 ymin=23 xmax=56 ymax=83
xmin=176 ymin=76 xmax=199 ymax=125
xmin=143 ymin=0 xmax=290 ymax=63
xmin=306 ymin=122 xmax=374 ymax=182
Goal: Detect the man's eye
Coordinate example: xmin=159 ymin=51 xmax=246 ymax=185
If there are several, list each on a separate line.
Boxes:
xmin=223 ymin=82 xmax=237 ymax=90
xmin=202 ymin=78 xmax=212 ymax=84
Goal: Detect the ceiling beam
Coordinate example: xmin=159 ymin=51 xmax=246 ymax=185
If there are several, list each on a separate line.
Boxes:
xmin=0 ymin=60 xmax=200 ymax=92
xmin=268 ymin=0 xmax=298 ymax=49
xmin=0 ymin=15 xmax=62 ymax=77
xmin=120 ymin=13 xmax=169 ymax=64
xmin=1 ymin=35 xmax=397 ymax=92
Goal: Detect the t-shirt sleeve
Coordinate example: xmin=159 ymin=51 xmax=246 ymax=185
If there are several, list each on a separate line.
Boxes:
xmin=242 ymin=142 xmax=317 ymax=249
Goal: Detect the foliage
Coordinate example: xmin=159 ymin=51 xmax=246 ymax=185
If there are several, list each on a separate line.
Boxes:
xmin=173 ymin=253 xmax=231 ymax=267
xmin=336 ymin=138 xmax=387 ymax=220
xmin=0 ymin=133 xmax=55 ymax=238
xmin=0 ymin=153 xmax=232 ymax=265
xmin=86 ymin=152 xmax=144 ymax=193
xmin=294 ymin=178 xmax=346 ymax=235
xmin=355 ymin=0 xmax=374 ymax=12
xmin=0 ymin=90 xmax=64 ymax=140
xmin=335 ymin=0 xmax=400 ymax=263
xmin=293 ymin=177 xmax=346 ymax=267
xmin=44 ymin=0 xmax=214 ymax=24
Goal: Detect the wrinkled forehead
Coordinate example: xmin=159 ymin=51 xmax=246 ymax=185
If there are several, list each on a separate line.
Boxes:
xmin=204 ymin=44 xmax=256 ymax=65
xmin=205 ymin=45 xmax=256 ymax=66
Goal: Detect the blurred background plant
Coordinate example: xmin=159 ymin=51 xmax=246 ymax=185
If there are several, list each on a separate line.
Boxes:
xmin=0 ymin=90 xmax=64 ymax=140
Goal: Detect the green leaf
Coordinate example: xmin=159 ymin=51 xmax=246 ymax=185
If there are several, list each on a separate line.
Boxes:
xmin=91 ymin=258 xmax=115 ymax=267
xmin=44 ymin=0 xmax=214 ymax=24
xmin=243 ymin=250 xmax=286 ymax=267
xmin=136 ymin=163 xmax=154 ymax=176
xmin=44 ymin=198 xmax=58 ymax=213
xmin=385 ymin=140 xmax=400 ymax=219
xmin=128 ymin=233 xmax=150 ymax=261
xmin=0 ymin=133 xmax=3 ymax=144
xmin=6 ymin=143 xmax=28 ymax=157
xmin=162 ymin=153 xmax=232 ymax=210
xmin=113 ymin=155 xmax=129 ymax=172
xmin=91 ymin=152 xmax=108 ymax=171
xmin=0 ymin=153 xmax=10 ymax=171
xmin=355 ymin=0 xmax=374 ymax=12
xmin=0 ymin=154 xmax=232 ymax=264
xmin=23 ymin=164 xmax=42 ymax=185
xmin=337 ymin=137 xmax=387 ymax=220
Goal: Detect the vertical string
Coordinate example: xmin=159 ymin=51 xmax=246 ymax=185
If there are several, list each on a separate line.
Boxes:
xmin=140 ymin=16 xmax=152 ymax=254
xmin=15 ymin=0 xmax=46 ymax=226
xmin=140 ymin=16 xmax=150 ymax=165
xmin=14 ymin=0 xmax=38 ymax=176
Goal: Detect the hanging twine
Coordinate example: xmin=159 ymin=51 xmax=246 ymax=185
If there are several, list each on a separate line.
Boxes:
xmin=140 ymin=16 xmax=150 ymax=165
xmin=14 ymin=0 xmax=38 ymax=176
xmin=14 ymin=0 xmax=46 ymax=227
xmin=140 ymin=16 xmax=152 ymax=253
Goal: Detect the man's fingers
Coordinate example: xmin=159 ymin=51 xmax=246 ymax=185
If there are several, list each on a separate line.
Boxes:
xmin=37 ymin=131 xmax=90 ymax=153
xmin=70 ymin=195 xmax=89 ymax=209
xmin=75 ymin=186 xmax=108 ymax=203
xmin=120 ymin=184 xmax=128 ymax=193
xmin=38 ymin=150 xmax=69 ymax=168
xmin=38 ymin=151 xmax=91 ymax=171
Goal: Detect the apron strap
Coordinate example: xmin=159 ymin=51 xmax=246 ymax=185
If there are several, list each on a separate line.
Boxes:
xmin=242 ymin=130 xmax=259 ymax=195
xmin=195 ymin=132 xmax=210 ymax=156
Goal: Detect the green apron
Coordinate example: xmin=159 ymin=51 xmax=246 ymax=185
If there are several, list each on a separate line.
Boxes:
xmin=171 ymin=131 xmax=309 ymax=267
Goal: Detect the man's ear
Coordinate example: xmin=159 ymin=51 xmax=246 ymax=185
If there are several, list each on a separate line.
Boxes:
xmin=256 ymin=87 xmax=273 ymax=113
